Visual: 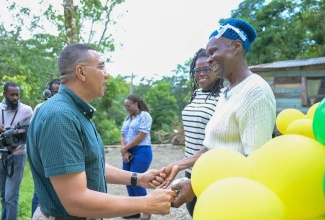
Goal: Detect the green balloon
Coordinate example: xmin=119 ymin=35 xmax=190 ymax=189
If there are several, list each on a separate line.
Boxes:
xmin=313 ymin=98 xmax=325 ymax=146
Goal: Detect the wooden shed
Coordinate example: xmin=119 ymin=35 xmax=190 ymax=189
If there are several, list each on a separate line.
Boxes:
xmin=249 ymin=57 xmax=325 ymax=114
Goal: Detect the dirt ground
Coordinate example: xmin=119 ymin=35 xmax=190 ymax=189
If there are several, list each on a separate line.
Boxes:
xmin=103 ymin=144 xmax=192 ymax=220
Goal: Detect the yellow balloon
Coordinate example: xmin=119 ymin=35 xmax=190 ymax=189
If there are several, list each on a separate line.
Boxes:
xmin=191 ymin=148 xmax=253 ymax=197
xmin=286 ymin=118 xmax=315 ymax=139
xmin=193 ymin=177 xmax=289 ymax=220
xmin=276 ymin=108 xmax=305 ymax=134
xmin=306 ymin=102 xmax=320 ymax=119
xmin=307 ymin=216 xmax=325 ymax=220
xmin=249 ymin=135 xmax=325 ymax=219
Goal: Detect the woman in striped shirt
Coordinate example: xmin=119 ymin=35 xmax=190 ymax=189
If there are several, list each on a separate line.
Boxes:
xmin=181 ymin=48 xmax=223 ymax=216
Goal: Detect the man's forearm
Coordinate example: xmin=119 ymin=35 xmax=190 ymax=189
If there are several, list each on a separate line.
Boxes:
xmin=105 ymin=164 xmax=132 ymax=185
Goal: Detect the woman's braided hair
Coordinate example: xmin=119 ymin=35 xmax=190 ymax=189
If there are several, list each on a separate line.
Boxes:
xmin=188 ymin=48 xmax=224 ymax=104
xmin=127 ymin=94 xmax=150 ymax=113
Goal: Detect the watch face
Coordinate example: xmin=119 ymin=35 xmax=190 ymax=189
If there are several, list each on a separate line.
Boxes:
xmin=131 ymin=172 xmax=138 ymax=187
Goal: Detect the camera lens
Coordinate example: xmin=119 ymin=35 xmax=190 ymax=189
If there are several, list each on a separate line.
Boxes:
xmin=12 ymin=136 xmax=21 ymax=143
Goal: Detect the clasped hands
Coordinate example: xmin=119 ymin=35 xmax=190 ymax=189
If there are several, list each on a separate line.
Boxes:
xmin=121 ymin=143 xmax=194 ymax=208
xmin=120 ymin=146 xmax=132 ymax=163
xmin=149 ymin=164 xmax=195 ymax=208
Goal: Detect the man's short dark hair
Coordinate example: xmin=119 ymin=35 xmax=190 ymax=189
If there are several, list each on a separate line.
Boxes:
xmin=4 ymin=82 xmax=19 ymax=92
xmin=58 ymin=43 xmax=96 ymax=76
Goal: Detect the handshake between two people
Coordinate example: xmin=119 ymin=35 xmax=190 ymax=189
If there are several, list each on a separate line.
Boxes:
xmin=146 ymin=164 xmax=195 ymax=209
xmin=131 ymin=148 xmax=204 ymax=216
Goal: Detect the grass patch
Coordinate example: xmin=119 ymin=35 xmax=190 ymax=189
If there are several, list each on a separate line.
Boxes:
xmin=0 ymin=159 xmax=34 ymax=220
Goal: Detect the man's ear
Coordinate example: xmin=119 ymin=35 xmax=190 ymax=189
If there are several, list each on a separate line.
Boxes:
xmin=233 ymin=40 xmax=243 ymax=53
xmin=75 ymin=65 xmax=86 ymax=82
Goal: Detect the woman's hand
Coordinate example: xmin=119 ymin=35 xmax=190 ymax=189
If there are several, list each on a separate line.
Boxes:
xmin=155 ymin=163 xmax=180 ymax=189
xmin=122 ymin=151 xmax=132 ymax=163
xmin=120 ymin=145 xmax=128 ymax=155
xmin=138 ymin=168 xmax=167 ymax=189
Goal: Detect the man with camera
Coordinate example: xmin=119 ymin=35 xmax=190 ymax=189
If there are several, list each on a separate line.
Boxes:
xmin=0 ymin=81 xmax=33 ymax=220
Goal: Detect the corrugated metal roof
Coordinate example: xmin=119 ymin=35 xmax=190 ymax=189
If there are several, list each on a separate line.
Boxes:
xmin=249 ymin=57 xmax=325 ymax=70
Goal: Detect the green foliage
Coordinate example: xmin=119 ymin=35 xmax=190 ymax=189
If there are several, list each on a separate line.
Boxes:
xmin=0 ymin=3 xmax=324 ymax=217
xmin=1 ymin=0 xmax=129 ymax=144
xmin=133 ymin=78 xmax=154 ymax=97
xmin=17 ymin=160 xmax=34 ymax=220
xmin=0 ymin=23 xmax=63 ymax=107
xmin=1 ymin=0 xmax=324 ymax=145
xmin=231 ymin=0 xmax=325 ymax=64
xmin=162 ymin=61 xmax=192 ymax=117
xmin=92 ymin=75 xmax=129 ymax=144
xmin=95 ymin=118 xmax=121 ymax=144
xmin=144 ymin=81 xmax=179 ymax=134
xmin=131 ymin=71 xmax=191 ymax=143
xmin=74 ymin=0 xmax=124 ymax=51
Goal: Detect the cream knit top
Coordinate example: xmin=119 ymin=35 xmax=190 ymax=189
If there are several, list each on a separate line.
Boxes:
xmin=203 ymin=74 xmax=276 ymax=155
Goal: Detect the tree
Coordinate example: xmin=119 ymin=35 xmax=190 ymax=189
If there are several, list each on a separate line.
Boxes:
xmin=0 ymin=0 xmax=127 ymax=144
xmin=230 ymin=0 xmax=325 ymax=64
xmin=0 ymin=2 xmax=64 ymax=107
xmin=161 ymin=61 xmax=191 ymax=119
xmin=92 ymin=75 xmax=129 ymax=144
xmin=63 ymin=0 xmax=78 ymax=44
xmin=144 ymin=81 xmax=179 ymax=136
xmin=297 ymin=0 xmax=325 ymax=58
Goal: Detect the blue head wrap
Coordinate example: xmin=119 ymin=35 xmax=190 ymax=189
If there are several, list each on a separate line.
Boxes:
xmin=209 ymin=18 xmax=257 ymax=53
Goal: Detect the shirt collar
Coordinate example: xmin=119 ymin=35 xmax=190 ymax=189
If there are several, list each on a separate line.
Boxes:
xmin=59 ymin=85 xmax=96 ymax=119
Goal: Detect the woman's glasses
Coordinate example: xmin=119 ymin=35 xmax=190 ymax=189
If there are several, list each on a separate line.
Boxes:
xmin=124 ymin=102 xmax=135 ymax=110
xmin=193 ymin=67 xmax=212 ymax=76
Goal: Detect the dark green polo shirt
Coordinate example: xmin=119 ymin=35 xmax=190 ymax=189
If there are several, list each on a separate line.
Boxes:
xmin=27 ymin=84 xmax=107 ymax=217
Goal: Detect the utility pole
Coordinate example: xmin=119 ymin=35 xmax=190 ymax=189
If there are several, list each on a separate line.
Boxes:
xmin=130 ymin=73 xmax=134 ymax=94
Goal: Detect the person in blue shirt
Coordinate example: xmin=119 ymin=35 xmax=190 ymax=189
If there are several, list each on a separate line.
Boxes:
xmin=27 ymin=43 xmax=177 ymax=220
xmin=120 ymin=94 xmax=153 ymax=220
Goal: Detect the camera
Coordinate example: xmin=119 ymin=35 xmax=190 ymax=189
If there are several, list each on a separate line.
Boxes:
xmin=0 ymin=121 xmax=29 ymax=155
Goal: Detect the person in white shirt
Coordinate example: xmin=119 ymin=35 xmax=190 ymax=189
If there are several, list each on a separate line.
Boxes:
xmin=0 ymin=81 xmax=33 ymax=220
xmin=157 ymin=18 xmax=276 ymax=209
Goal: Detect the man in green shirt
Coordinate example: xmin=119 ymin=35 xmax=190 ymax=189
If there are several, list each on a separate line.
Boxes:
xmin=27 ymin=43 xmax=176 ymax=220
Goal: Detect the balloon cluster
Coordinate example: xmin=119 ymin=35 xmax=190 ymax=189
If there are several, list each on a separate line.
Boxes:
xmin=191 ymin=98 xmax=325 ymax=220
xmin=275 ymin=98 xmax=325 ymax=144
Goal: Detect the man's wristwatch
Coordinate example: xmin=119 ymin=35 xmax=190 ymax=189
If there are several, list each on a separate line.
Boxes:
xmin=131 ymin=172 xmax=138 ymax=187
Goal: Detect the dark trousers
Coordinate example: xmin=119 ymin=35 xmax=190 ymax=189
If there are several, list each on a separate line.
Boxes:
xmin=185 ymin=171 xmax=197 ymax=217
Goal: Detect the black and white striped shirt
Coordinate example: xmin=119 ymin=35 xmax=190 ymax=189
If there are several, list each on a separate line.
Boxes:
xmin=182 ymin=89 xmax=220 ymax=173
